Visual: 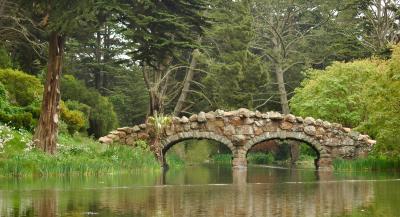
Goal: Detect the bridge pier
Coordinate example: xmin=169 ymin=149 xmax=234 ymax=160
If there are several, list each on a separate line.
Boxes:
xmin=232 ymin=157 xmax=247 ymax=169
xmin=316 ymin=157 xmax=333 ymax=171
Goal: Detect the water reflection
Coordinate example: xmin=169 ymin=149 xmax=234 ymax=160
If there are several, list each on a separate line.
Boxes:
xmin=0 ymin=165 xmax=399 ymax=217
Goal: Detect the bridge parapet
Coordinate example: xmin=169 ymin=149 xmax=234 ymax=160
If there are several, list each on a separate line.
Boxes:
xmin=99 ymin=108 xmax=376 ymax=170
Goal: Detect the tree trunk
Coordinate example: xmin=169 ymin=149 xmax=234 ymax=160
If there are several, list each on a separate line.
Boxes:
xmin=33 ymin=32 xmax=64 ymax=154
xmin=143 ymin=67 xmax=164 ymax=117
xmin=275 ymin=65 xmax=299 ymax=164
xmin=275 ymin=66 xmax=290 ymax=115
xmin=94 ymin=31 xmax=104 ymax=90
xmin=173 ymin=49 xmax=199 ymax=116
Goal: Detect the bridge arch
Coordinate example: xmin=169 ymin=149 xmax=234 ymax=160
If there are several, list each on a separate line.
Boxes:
xmin=241 ymin=131 xmax=329 ymax=169
xmin=243 ymin=131 xmax=326 ymax=155
xmin=161 ymin=131 xmax=235 ymax=154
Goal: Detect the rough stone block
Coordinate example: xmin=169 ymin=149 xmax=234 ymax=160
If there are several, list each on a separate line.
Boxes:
xmin=280 ymin=121 xmax=293 ymax=130
xmin=189 ymin=114 xmax=198 ymax=122
xmin=224 ymin=125 xmax=236 ymax=135
xmin=304 ymin=125 xmax=316 ymax=136
xmin=304 ymin=117 xmax=315 ymax=125
xmin=236 ymin=125 xmax=254 ymax=135
xmin=198 ymin=111 xmax=207 ymax=122
xmin=180 ymin=116 xmax=189 ymax=123
xmin=244 ymin=118 xmax=254 ymax=125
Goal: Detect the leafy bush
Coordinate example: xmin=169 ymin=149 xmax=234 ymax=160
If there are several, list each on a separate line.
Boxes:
xmin=61 ymin=75 xmax=118 ymax=137
xmin=60 ymin=102 xmax=87 ymax=134
xmin=0 ymin=112 xmax=34 ymax=130
xmin=0 ymin=68 xmax=42 ymax=106
xmin=291 ymin=46 xmax=400 ymax=157
xmin=358 ymin=46 xmax=400 ymax=156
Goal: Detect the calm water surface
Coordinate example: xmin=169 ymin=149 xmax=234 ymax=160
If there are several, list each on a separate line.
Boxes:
xmin=0 ymin=165 xmax=399 ymax=217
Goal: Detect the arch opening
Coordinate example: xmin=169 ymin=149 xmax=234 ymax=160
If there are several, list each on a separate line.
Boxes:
xmin=161 ymin=132 xmax=234 ymax=168
xmin=242 ymin=132 xmax=325 ymax=170
xmin=246 ymin=138 xmax=320 ymax=169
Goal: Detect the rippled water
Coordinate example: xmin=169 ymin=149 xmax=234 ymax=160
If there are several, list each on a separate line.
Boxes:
xmin=0 ymin=165 xmax=399 ymax=217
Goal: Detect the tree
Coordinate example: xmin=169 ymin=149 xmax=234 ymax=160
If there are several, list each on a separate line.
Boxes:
xmin=173 ymin=49 xmax=200 ymax=116
xmin=198 ymin=0 xmax=271 ymax=111
xmin=118 ymin=0 xmax=208 ymax=116
xmin=251 ymin=0 xmax=342 ymax=114
xmin=29 ymin=0 xmax=97 ymax=153
xmin=357 ymin=0 xmax=400 ymax=54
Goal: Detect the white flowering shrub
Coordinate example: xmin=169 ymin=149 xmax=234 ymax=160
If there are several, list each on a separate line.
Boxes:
xmin=0 ymin=124 xmax=13 ymax=151
xmin=0 ymin=124 xmax=33 ymax=153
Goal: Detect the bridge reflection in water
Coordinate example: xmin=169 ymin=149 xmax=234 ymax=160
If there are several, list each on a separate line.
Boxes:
xmin=1 ymin=165 xmax=395 ymax=217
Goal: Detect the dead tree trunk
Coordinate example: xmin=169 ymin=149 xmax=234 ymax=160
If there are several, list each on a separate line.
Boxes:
xmin=173 ymin=49 xmax=199 ymax=116
xmin=275 ymin=66 xmax=290 ymax=115
xmin=33 ymin=32 xmax=64 ymax=154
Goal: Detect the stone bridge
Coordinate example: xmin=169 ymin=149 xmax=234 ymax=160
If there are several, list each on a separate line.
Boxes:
xmin=99 ymin=109 xmax=375 ymax=170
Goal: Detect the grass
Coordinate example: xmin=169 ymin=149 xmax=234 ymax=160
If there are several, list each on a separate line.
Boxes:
xmin=211 ymin=154 xmax=232 ymax=164
xmin=0 ymin=124 xmax=161 ymax=177
xmin=247 ymin=152 xmax=274 ymax=165
xmin=333 ymin=156 xmax=400 ymax=171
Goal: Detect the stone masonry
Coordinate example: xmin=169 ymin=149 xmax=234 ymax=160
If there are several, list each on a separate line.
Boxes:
xmin=99 ymin=108 xmax=376 ymax=171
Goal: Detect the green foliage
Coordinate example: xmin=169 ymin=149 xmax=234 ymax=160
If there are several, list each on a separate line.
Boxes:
xmin=107 ymin=68 xmax=149 ymax=126
xmin=147 ymin=113 xmax=171 ymax=135
xmin=291 ymin=60 xmax=378 ymax=127
xmin=200 ymin=0 xmax=271 ymax=110
xmin=167 ymin=140 xmax=228 ymax=165
xmin=118 ymin=0 xmax=208 ymax=66
xmin=358 ymin=46 xmax=400 ymax=156
xmin=60 ymin=102 xmax=87 ymax=135
xmin=61 ymin=75 xmax=118 ymax=137
xmin=300 ymin=144 xmax=318 ymax=158
xmin=0 ymin=68 xmax=42 ymax=106
xmin=0 ymin=83 xmax=8 ymax=108
xmin=0 ymin=112 xmax=34 ymax=130
xmin=166 ymin=153 xmax=185 ymax=168
xmin=247 ymin=153 xmax=275 ymax=165
xmin=0 ymin=47 xmax=12 ymax=69
xmin=333 ymin=156 xmax=400 ymax=171
xmin=0 ymin=81 xmax=36 ymax=129
xmin=291 ymin=46 xmax=400 ymax=156
xmin=0 ymin=124 xmax=160 ymax=177
xmin=211 ymin=154 xmax=232 ymax=165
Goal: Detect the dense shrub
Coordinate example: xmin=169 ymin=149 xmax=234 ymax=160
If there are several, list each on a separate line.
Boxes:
xmin=60 ymin=102 xmax=88 ymax=134
xmin=291 ymin=60 xmax=377 ymax=128
xmin=0 ymin=112 xmax=34 ymax=130
xmin=0 ymin=68 xmax=42 ymax=106
xmin=0 ymin=82 xmax=36 ymax=129
xmin=61 ymin=75 xmax=118 ymax=137
xmin=291 ymin=45 xmax=400 ymax=156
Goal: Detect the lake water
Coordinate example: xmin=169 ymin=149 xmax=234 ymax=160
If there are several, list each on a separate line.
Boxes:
xmin=0 ymin=165 xmax=399 ymax=217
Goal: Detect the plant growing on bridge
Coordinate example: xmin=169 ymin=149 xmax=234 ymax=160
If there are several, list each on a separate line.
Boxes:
xmin=147 ymin=112 xmax=172 ymax=162
xmin=147 ymin=112 xmax=172 ymax=136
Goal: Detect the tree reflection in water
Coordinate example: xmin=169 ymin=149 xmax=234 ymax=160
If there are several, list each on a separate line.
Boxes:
xmin=0 ymin=165 xmax=399 ymax=217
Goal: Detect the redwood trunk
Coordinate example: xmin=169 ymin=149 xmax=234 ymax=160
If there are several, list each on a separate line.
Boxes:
xmin=33 ymin=32 xmax=64 ymax=154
